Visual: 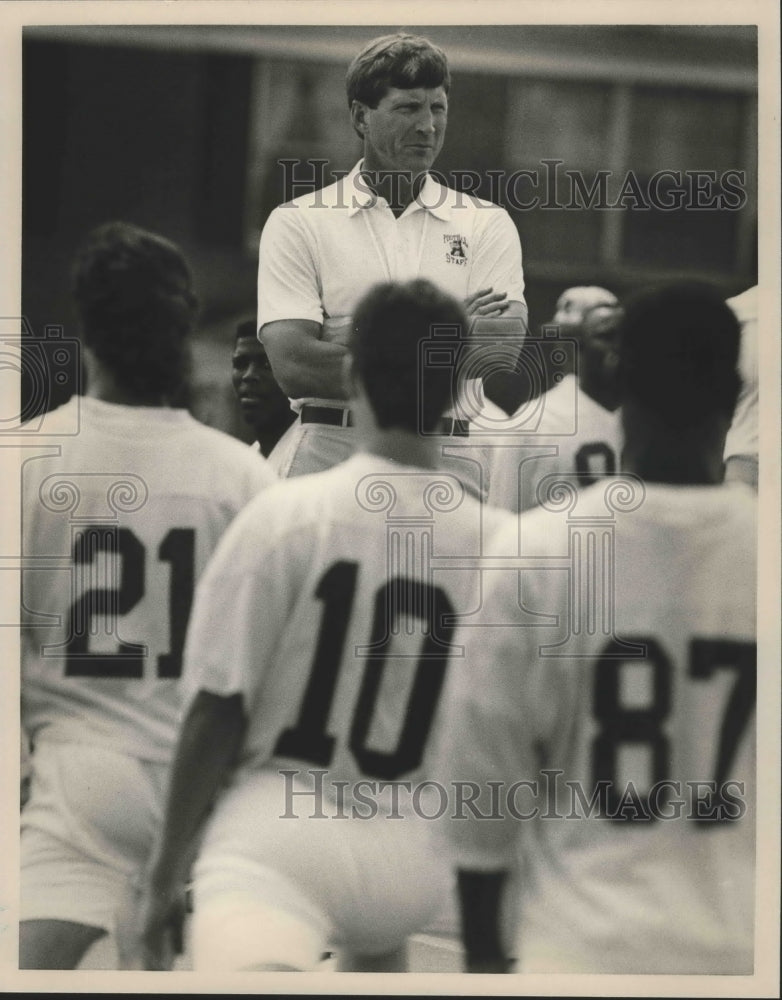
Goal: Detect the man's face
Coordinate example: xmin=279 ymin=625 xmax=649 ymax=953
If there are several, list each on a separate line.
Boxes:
xmin=355 ymin=85 xmax=448 ymax=175
xmin=579 ymin=305 xmax=623 ymax=392
xmin=231 ymin=335 xmax=289 ymax=427
xmin=553 ymin=286 xmax=619 ymax=330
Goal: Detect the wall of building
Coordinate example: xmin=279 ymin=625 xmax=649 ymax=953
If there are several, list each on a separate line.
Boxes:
xmin=22 ymin=24 xmax=758 ymax=428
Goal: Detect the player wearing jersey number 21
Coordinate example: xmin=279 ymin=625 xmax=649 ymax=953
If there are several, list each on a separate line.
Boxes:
xmin=20 ymin=222 xmax=276 ymax=969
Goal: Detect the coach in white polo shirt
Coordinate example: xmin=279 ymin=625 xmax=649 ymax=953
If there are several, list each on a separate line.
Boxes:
xmin=258 ymin=32 xmax=527 ymax=498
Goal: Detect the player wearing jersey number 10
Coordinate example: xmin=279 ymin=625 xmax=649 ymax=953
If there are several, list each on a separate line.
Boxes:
xmin=20 ymin=222 xmax=276 ymax=969
xmin=438 ymin=281 xmax=756 ymax=974
xmin=140 ymin=279 xmax=512 ymax=972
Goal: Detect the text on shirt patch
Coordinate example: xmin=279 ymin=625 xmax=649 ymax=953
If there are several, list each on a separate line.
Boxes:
xmin=444 ymin=234 xmax=469 ymax=265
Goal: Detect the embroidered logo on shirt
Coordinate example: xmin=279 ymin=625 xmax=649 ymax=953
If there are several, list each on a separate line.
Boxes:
xmin=444 ymin=234 xmax=468 ymax=265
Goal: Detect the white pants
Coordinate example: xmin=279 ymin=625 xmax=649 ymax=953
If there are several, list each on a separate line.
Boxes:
xmin=191 ymin=770 xmax=451 ymax=971
xmin=21 ymin=739 xmax=167 ymax=954
xmin=270 ymin=418 xmax=490 ymax=503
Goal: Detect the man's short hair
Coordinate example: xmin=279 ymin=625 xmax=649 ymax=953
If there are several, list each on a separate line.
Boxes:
xmin=346 ymin=33 xmax=450 ymax=108
xmin=350 ymin=279 xmax=466 ymax=434
xmin=72 ymin=221 xmax=197 ymax=403
xmin=236 ymin=318 xmax=259 ymax=342
xmin=620 ymin=281 xmax=741 ymax=428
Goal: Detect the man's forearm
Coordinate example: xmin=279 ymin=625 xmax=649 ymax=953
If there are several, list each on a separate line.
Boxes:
xmin=467 ymin=303 xmax=528 ymax=414
xmin=276 ymin=339 xmax=350 ymax=400
xmin=149 ymin=691 xmax=246 ymax=889
xmin=261 ymin=319 xmax=351 ymax=400
xmin=469 ymin=301 xmax=528 ymax=349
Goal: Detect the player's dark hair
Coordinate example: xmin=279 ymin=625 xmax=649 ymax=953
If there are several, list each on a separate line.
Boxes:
xmin=350 ymin=279 xmax=466 ymax=433
xmin=72 ymin=221 xmax=198 ymax=404
xmin=235 ymin=318 xmax=258 ymax=342
xmin=346 ymin=33 xmax=450 ymax=108
xmin=619 ymin=281 xmax=741 ymax=428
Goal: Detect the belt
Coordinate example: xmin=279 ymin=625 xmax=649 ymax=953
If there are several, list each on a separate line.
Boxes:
xmin=300 ymin=405 xmax=354 ymax=427
xmin=299 ymin=405 xmax=469 ymax=437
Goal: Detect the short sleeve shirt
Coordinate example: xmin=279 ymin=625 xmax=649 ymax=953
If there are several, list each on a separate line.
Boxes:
xmin=21 ymin=397 xmax=276 ymax=761
xmin=257 ymin=160 xmax=526 ymax=408
xmin=434 ymin=482 xmax=757 ymax=972
xmin=487 ymin=376 xmax=623 ymax=512
xmin=724 ymin=285 xmax=758 ymax=462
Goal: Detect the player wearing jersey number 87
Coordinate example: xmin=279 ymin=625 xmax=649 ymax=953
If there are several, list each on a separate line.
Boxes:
xmin=140 ymin=279 xmax=512 ymax=973
xmin=20 ymin=222 xmax=275 ymax=970
xmin=439 ymin=281 xmax=755 ymax=974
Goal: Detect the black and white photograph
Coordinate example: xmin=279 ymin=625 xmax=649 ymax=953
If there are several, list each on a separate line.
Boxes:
xmin=1 ymin=1 xmax=779 ymax=995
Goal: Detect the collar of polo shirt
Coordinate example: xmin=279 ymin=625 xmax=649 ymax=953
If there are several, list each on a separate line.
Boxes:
xmin=346 ymin=159 xmax=452 ymax=222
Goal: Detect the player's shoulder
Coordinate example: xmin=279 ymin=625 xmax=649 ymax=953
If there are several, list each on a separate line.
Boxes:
xmin=178 ymin=417 xmax=277 ymax=483
xmin=21 ymin=396 xmax=79 ymax=435
xmin=222 ymin=461 xmax=345 ymax=540
xmin=20 ymin=398 xmax=90 ymax=479
xmin=201 ymin=464 xmax=356 ymax=586
xmin=717 ymin=481 xmax=757 ymax=527
xmin=726 ymin=284 xmax=757 ymax=324
xmin=518 ymin=375 xmax=577 ymax=435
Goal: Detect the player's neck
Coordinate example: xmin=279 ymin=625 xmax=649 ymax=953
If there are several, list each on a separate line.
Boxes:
xmin=84 ymin=355 xmax=168 ymax=408
xmin=358 ymin=427 xmax=441 ymax=471
xmin=622 ymin=408 xmax=729 ymax=485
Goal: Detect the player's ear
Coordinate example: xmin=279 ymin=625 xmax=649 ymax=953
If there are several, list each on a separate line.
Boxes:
xmin=351 ymin=100 xmax=370 ymax=137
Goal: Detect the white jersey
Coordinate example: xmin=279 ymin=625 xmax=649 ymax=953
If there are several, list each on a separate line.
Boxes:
xmin=22 ymin=396 xmax=275 ymax=762
xmin=724 ymin=285 xmax=758 ymax=462
xmin=487 ymin=374 xmax=622 ymax=512
xmin=182 ymin=451 xmax=511 ymax=815
xmin=438 ymin=481 xmax=756 ymax=973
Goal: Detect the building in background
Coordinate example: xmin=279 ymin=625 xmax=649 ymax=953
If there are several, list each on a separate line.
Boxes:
xmin=22 ymin=24 xmax=758 ymax=432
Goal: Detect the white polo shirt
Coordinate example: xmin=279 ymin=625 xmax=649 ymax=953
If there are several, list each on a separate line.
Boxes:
xmin=257 ymin=159 xmax=526 ymax=410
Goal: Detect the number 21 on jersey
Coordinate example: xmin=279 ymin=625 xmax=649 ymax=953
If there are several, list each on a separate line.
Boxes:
xmin=57 ymin=524 xmax=195 ymax=680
